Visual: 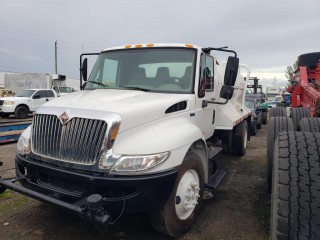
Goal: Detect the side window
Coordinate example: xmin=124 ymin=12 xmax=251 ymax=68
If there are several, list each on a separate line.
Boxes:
xmin=46 ymin=90 xmax=55 ymax=97
xmin=205 ymin=55 xmax=214 ymax=91
xmin=198 ymin=54 xmax=206 ymax=98
xmin=198 ymin=54 xmax=214 ymax=98
xmin=36 ymin=90 xmax=47 ymax=98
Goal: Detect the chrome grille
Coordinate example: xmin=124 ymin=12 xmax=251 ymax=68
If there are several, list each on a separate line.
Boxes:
xmin=32 ymin=114 xmax=107 ymax=164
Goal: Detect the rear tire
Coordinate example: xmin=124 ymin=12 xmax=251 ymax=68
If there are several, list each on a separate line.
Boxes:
xmin=271 ymin=131 xmax=320 ymax=240
xmin=262 ymin=111 xmax=267 ymax=124
xmin=222 ymin=130 xmax=233 ymax=154
xmin=232 ymin=120 xmax=248 ymax=156
xmin=267 ymin=117 xmax=294 ymax=194
xmin=250 ymin=120 xmax=257 ymax=136
xmin=149 ymin=152 xmax=204 ymax=238
xmin=299 ymin=117 xmax=320 ymax=132
xmin=257 ymin=117 xmax=262 ymax=129
xmin=14 ymin=106 xmax=29 ymax=119
xmin=291 ymin=107 xmax=310 ymax=131
xmin=269 ymin=107 xmax=287 ymax=118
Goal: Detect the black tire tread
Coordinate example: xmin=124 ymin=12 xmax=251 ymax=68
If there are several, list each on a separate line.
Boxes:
xmin=262 ymin=112 xmax=268 ymax=124
xmin=291 ymin=107 xmax=311 ymax=131
xmin=300 ymin=117 xmax=320 ymax=133
xmin=233 ymin=120 xmax=248 ymax=156
xmin=269 ymin=107 xmax=287 ymax=118
xmin=267 ymin=117 xmax=294 ymax=193
xmin=271 ymin=131 xmax=320 ymax=240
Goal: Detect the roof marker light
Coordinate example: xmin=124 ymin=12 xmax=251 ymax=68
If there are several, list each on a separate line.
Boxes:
xmin=135 ymin=44 xmax=143 ymax=48
xmin=125 ymin=45 xmax=132 ymax=48
xmin=185 ymin=44 xmax=194 ymax=48
xmin=146 ymin=44 xmax=154 ymax=47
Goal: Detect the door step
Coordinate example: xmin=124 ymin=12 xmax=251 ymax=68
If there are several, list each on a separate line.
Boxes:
xmin=207 ymin=146 xmax=223 ymax=160
xmin=206 ymin=169 xmax=226 ymax=189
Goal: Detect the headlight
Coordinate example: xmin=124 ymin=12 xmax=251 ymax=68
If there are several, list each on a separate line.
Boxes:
xmin=110 ymin=152 xmax=170 ymax=174
xmin=3 ymin=100 xmax=15 ymax=105
xmin=17 ymin=126 xmax=31 ymax=155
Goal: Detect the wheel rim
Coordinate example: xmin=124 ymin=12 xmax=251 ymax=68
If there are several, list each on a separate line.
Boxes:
xmin=175 ymin=169 xmax=200 ymax=220
xmin=18 ymin=108 xmax=27 ymax=118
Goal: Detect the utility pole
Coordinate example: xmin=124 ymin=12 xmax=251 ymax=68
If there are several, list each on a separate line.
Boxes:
xmin=55 ymin=40 xmax=58 ymax=74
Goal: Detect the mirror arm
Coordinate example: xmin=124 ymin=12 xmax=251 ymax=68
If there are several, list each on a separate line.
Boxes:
xmin=202 ymin=97 xmax=229 ymax=108
xmin=201 ymin=47 xmax=237 ymax=58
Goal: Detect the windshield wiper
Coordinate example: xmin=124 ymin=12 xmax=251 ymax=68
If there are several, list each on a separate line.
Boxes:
xmin=119 ymin=86 xmax=151 ymax=92
xmin=86 ymin=80 xmax=109 ymax=88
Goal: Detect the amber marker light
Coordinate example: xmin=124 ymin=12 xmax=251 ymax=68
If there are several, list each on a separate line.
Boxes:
xmin=135 ymin=44 xmax=143 ymax=48
xmin=185 ymin=44 xmax=194 ymax=48
xmin=146 ymin=44 xmax=154 ymax=47
xmin=125 ymin=45 xmax=132 ymax=48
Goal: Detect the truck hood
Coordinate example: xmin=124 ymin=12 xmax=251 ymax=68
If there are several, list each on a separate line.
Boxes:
xmin=0 ymin=96 xmax=29 ymax=101
xmin=41 ymin=89 xmax=193 ymax=132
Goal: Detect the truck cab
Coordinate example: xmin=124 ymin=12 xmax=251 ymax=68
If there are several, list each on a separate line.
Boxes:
xmin=0 ymin=43 xmax=251 ymax=237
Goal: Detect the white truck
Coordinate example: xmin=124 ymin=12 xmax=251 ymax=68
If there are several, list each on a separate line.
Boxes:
xmin=0 ymin=89 xmax=57 ymax=118
xmin=266 ymin=86 xmax=281 ymax=101
xmin=0 ymin=43 xmax=251 ymax=237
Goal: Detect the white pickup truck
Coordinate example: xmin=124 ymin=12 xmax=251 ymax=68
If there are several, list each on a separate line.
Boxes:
xmin=0 ymin=43 xmax=252 ymax=237
xmin=0 ymin=89 xmax=57 ymax=118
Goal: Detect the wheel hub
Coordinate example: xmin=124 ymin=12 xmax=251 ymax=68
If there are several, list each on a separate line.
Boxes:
xmin=175 ymin=170 xmax=200 ymax=220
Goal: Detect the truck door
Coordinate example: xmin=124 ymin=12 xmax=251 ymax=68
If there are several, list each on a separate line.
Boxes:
xmin=30 ymin=90 xmax=48 ymax=111
xmin=195 ymin=54 xmax=216 ymax=139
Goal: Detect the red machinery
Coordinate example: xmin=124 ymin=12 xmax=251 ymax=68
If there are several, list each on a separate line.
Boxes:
xmin=288 ymin=52 xmax=320 ymax=117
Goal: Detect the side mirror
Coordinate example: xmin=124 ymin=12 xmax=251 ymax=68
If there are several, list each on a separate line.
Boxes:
xmin=82 ymin=58 xmax=88 ymax=82
xmin=220 ymin=85 xmax=234 ymax=99
xmin=224 ymin=56 xmax=239 ymax=86
xmin=33 ymin=94 xmax=40 ymax=99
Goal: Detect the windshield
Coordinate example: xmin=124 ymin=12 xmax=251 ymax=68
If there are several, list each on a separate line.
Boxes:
xmin=85 ymin=48 xmax=196 ymax=93
xmin=245 ymin=99 xmax=255 ymax=110
xmin=15 ymin=90 xmax=36 ymax=97
xmin=59 ymin=87 xmax=73 ymax=93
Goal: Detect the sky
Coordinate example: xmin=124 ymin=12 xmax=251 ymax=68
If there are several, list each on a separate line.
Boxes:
xmin=1 ymin=0 xmax=319 ymax=89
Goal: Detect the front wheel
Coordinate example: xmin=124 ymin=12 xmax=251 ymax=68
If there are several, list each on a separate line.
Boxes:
xmin=15 ymin=106 xmax=29 ymax=119
xmin=149 ymin=152 xmax=204 ymax=238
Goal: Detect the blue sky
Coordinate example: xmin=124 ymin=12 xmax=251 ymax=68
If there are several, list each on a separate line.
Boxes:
xmin=1 ymin=0 xmax=319 ymax=87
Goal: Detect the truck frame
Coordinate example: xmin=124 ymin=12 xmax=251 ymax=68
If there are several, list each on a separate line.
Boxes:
xmin=0 ymin=43 xmax=252 ymax=237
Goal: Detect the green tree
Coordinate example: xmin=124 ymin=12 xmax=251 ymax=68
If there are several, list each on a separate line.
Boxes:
xmin=285 ymin=61 xmax=298 ymax=83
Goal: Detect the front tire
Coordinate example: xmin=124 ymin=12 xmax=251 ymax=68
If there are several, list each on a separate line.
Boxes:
xmin=149 ymin=152 xmax=204 ymax=238
xmin=15 ymin=106 xmax=29 ymax=119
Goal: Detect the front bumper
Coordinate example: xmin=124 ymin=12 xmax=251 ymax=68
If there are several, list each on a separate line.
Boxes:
xmin=0 ymin=105 xmax=15 ymax=113
xmin=0 ymin=154 xmax=177 ymax=224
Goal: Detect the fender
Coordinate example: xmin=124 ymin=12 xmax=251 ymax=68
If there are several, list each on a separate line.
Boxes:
xmin=114 ymin=116 xmax=204 ymax=155
xmin=113 ymin=116 xmax=206 ymax=170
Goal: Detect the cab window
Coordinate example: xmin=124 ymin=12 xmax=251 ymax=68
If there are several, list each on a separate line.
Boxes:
xmin=198 ymin=54 xmax=214 ymax=98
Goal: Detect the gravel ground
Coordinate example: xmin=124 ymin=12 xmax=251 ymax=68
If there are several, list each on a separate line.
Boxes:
xmin=0 ymin=125 xmax=270 ymax=240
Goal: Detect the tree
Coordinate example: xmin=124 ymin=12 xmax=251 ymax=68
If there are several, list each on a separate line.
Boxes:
xmin=285 ymin=61 xmax=298 ymax=83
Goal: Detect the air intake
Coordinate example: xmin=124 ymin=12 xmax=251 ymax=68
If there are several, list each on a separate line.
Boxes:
xmin=165 ymin=101 xmax=187 ymax=114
